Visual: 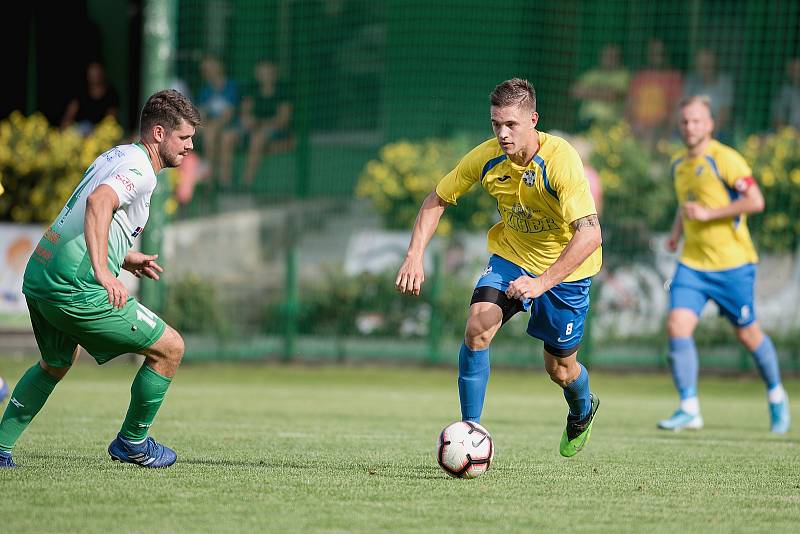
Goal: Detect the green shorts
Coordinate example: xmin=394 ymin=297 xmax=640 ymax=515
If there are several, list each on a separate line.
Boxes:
xmin=26 ymin=296 xmax=167 ymax=368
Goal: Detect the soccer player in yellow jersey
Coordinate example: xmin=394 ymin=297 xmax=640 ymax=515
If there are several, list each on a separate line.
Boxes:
xmin=658 ymin=96 xmax=790 ymax=433
xmin=396 ymin=79 xmax=602 ymax=457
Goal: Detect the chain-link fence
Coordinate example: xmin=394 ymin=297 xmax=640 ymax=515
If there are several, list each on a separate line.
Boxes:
xmin=116 ymin=1 xmax=800 ymax=370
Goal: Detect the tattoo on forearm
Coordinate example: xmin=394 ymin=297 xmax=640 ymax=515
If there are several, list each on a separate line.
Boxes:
xmin=571 ymin=214 xmax=599 ymax=231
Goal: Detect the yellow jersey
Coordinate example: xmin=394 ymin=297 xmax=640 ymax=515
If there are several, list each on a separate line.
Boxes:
xmin=436 ymin=132 xmax=601 ymax=281
xmin=672 ymin=139 xmax=758 ymax=271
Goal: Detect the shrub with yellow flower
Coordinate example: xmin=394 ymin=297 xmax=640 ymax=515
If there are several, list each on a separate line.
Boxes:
xmin=0 ymin=112 xmax=123 ymax=223
xmin=357 ymin=137 xmax=497 ymax=235
xmin=739 ymin=127 xmax=800 ymax=252
xmin=584 ymin=121 xmax=679 ymax=261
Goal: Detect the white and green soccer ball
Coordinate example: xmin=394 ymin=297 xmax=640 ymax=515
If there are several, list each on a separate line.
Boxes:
xmin=436 ymin=421 xmax=494 ymax=479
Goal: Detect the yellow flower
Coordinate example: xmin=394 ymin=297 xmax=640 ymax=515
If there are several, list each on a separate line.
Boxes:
xmin=437 ymin=218 xmax=453 ymax=236
xmin=599 ymin=169 xmax=620 ymax=189
xmin=761 ymin=168 xmax=775 ymax=187
xmin=165 ymin=198 xmax=178 ymax=216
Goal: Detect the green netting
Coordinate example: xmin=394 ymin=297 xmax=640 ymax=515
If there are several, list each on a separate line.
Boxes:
xmin=154 ymin=0 xmax=800 ymax=370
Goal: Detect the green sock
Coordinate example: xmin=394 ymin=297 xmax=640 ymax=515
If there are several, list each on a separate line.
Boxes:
xmin=0 ymin=363 xmax=60 ymax=452
xmin=120 ymin=364 xmax=172 ymax=442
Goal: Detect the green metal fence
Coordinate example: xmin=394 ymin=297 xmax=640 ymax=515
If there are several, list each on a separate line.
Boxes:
xmin=139 ymin=0 xmax=800 ymax=370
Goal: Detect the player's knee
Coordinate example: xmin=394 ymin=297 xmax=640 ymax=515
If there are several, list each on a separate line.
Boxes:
xmin=39 ymin=360 xmax=70 ymax=381
xmin=667 ymin=314 xmax=692 ymax=338
xmin=547 ymin=364 xmax=572 ymax=388
xmin=464 ymin=324 xmax=494 ymax=350
xmin=464 ymin=317 xmax=497 ymax=350
xmin=154 ymin=327 xmax=185 ymax=365
xmin=735 ymin=325 xmax=760 ymax=348
xmin=169 ymin=330 xmax=186 ymax=362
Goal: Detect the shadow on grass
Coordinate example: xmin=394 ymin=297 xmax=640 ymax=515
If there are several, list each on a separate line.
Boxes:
xmin=179 ymin=457 xmax=323 ymax=469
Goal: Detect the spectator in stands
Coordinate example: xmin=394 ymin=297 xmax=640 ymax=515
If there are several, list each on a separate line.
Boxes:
xmin=61 ymin=61 xmax=120 ymax=135
xmin=627 ymin=39 xmax=682 ymax=145
xmin=683 ymin=49 xmax=733 ymax=141
xmin=219 ymin=59 xmax=292 ymax=185
xmin=771 ymin=57 xmax=800 ymax=131
xmin=197 ymin=55 xmax=238 ymax=179
xmin=571 ymin=44 xmax=630 ymax=129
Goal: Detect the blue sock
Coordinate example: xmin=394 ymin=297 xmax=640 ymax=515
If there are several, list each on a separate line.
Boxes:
xmin=563 ymin=364 xmax=591 ymax=419
xmin=458 ymin=343 xmax=490 ymax=423
xmin=669 ymin=336 xmax=698 ymax=399
xmin=751 ymin=335 xmax=781 ymax=391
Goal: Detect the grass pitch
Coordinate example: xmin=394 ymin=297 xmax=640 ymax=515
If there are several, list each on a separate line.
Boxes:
xmin=0 ymin=357 xmax=798 ymax=533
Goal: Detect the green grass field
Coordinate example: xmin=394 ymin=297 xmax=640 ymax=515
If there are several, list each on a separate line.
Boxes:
xmin=1 ymin=357 xmax=798 ymax=533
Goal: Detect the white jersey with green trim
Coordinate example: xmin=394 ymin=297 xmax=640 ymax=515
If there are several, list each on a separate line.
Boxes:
xmin=23 ymin=143 xmax=157 ymax=305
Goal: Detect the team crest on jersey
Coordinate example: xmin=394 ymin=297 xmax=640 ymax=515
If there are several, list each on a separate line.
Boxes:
xmin=131 ymin=226 xmax=144 ymax=238
xmin=695 ymin=165 xmax=704 ymax=176
xmin=522 ymin=169 xmax=536 ymax=187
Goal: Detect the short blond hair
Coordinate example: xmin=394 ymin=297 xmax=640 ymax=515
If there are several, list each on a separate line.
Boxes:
xmin=679 ymin=95 xmax=713 ymax=113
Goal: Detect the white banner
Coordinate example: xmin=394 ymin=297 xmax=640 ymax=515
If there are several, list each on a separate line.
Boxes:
xmin=0 ymin=223 xmax=44 ymax=325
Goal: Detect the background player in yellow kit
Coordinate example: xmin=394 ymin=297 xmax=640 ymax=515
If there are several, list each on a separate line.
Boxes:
xmin=396 ymin=78 xmax=603 ymax=456
xmin=659 ymin=96 xmax=790 ymax=433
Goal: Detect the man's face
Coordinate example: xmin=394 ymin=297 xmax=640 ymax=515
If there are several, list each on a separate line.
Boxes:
xmin=696 ymin=50 xmax=715 ymax=77
xmin=601 ymin=45 xmax=621 ymax=70
xmin=201 ymin=58 xmax=221 ymax=81
xmin=255 ymin=62 xmax=277 ymax=86
xmin=678 ymin=102 xmax=714 ymax=149
xmin=158 ymin=119 xmax=196 ymax=168
xmin=648 ymin=40 xmax=665 ymax=68
xmin=490 ymin=104 xmax=538 ymax=157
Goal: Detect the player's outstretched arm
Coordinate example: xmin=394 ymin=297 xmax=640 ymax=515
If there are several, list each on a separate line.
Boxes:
xmin=85 ymin=184 xmax=128 ymax=309
xmin=507 ymin=214 xmax=602 ymax=301
xmin=396 ymin=190 xmax=449 ymax=296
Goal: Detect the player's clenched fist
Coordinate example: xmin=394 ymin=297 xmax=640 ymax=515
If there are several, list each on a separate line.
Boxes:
xmin=506 ymin=275 xmax=545 ymax=301
xmin=395 ymin=256 xmax=425 ymax=295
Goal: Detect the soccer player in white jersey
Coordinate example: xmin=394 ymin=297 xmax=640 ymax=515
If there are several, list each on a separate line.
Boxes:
xmin=0 ymin=90 xmax=201 ymax=468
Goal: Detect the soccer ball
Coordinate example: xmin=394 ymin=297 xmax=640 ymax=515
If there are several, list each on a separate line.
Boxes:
xmin=436 ymin=421 xmax=494 ymax=479
xmin=0 ymin=376 xmax=7 ymax=404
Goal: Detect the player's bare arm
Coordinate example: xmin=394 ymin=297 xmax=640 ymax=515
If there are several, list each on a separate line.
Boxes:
xmin=506 ymin=214 xmax=602 ymax=301
xmin=85 ymin=184 xmax=128 ymax=308
xmin=123 ymin=252 xmax=164 ymax=280
xmin=666 ymin=207 xmax=683 ymax=252
xmin=396 ymin=190 xmax=449 ymax=296
xmin=683 ymin=178 xmax=765 ymax=222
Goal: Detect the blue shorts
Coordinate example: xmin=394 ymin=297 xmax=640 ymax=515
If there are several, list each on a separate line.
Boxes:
xmin=669 ymin=263 xmax=756 ymax=327
xmin=474 ymin=255 xmax=592 ymax=354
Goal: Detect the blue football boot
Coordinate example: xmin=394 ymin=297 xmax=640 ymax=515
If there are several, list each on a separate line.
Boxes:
xmin=0 ymin=450 xmax=16 ymax=468
xmin=657 ymin=409 xmax=703 ymax=431
xmin=108 ymin=434 xmax=177 ymax=468
xmin=769 ymin=397 xmax=790 ymax=434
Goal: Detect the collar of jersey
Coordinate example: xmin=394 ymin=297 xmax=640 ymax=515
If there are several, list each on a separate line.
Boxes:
xmin=133 ymin=142 xmax=157 ymax=174
xmin=505 ymin=131 xmax=545 ymax=171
